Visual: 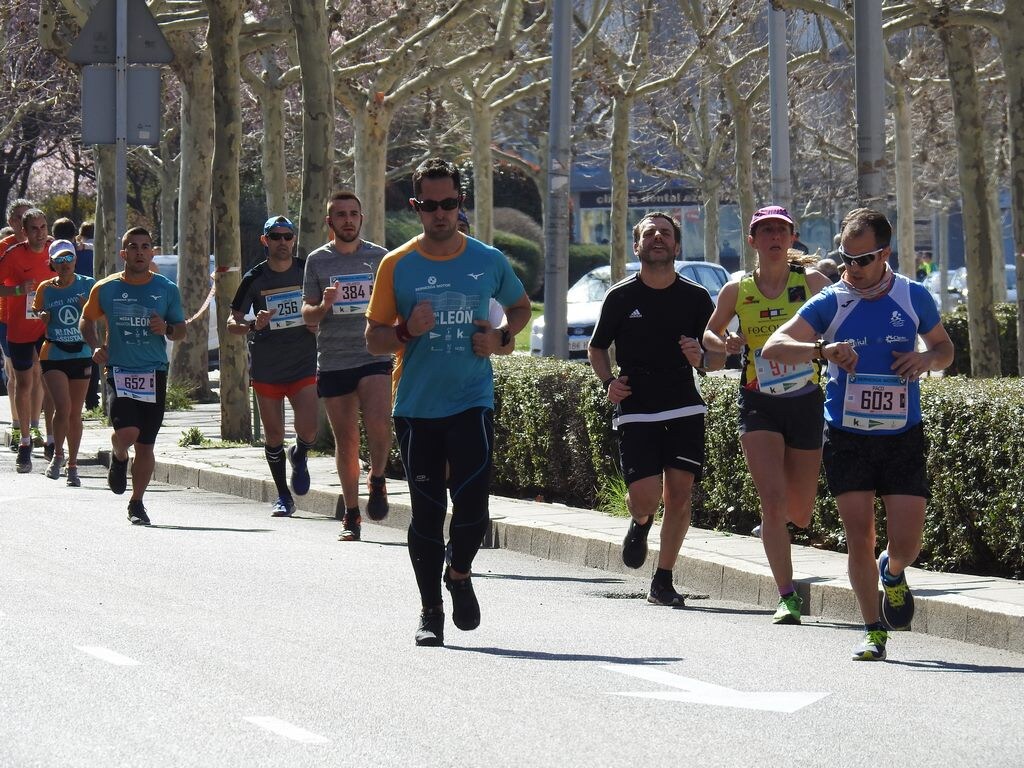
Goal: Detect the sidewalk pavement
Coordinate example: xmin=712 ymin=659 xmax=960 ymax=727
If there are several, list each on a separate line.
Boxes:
xmin=4 ymin=397 xmax=1023 ymax=654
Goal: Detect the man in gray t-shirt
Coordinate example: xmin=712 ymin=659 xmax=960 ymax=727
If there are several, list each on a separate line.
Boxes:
xmin=302 ymin=191 xmax=393 ymax=541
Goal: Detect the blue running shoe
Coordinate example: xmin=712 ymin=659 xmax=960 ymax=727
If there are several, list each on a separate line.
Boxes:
xmin=271 ymin=495 xmax=295 ymax=517
xmin=287 ymin=445 xmax=310 ymax=496
xmin=879 ymin=550 xmax=915 ymax=630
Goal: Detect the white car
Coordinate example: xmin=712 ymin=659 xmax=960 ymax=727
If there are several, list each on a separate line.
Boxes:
xmin=925 ymin=265 xmax=1016 ymax=311
xmin=152 ymin=254 xmax=220 ymax=368
xmin=530 ymin=260 xmax=736 ymax=360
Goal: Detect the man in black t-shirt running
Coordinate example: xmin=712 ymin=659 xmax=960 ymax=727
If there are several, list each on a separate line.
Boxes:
xmin=228 ymin=216 xmax=318 ymax=517
xmin=589 ymin=212 xmax=721 ymax=606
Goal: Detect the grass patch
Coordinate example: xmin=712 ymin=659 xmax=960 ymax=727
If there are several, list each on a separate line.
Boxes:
xmin=166 ymin=381 xmax=196 ymax=411
xmin=514 ymin=302 xmax=543 ymax=352
xmin=596 ymin=470 xmax=631 ymax=518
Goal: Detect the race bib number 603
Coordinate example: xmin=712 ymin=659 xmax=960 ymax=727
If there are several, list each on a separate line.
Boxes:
xmin=841 ymin=373 xmax=908 ymax=431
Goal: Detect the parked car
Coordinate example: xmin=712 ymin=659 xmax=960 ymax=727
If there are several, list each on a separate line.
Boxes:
xmin=925 ymin=265 xmax=1017 ymax=311
xmin=152 ymin=254 xmax=220 ymax=369
xmin=529 ymin=260 xmax=737 ymax=361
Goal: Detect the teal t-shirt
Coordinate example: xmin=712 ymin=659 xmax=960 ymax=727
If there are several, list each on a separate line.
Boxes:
xmin=37 ymin=274 xmax=95 ymax=361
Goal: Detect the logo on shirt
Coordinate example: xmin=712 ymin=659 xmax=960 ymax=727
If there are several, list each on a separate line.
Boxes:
xmin=788 ymin=286 xmax=806 ymax=302
xmin=759 ymin=308 xmax=784 ymax=319
xmin=428 ymin=276 xmax=437 ymax=286
xmin=840 ymin=299 xmax=856 ymax=308
xmin=742 ymin=295 xmax=759 ymax=304
xmin=885 ymin=335 xmax=910 ymax=344
xmin=629 ymin=309 xmax=642 ymax=319
xmin=890 ymin=310 xmax=905 ymax=328
xmin=467 ymin=272 xmax=484 ymax=280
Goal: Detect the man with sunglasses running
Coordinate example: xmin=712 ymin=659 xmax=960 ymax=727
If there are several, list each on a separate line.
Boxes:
xmin=302 ymin=191 xmax=392 ymax=541
xmin=762 ymin=208 xmax=953 ymax=661
xmin=229 ymin=216 xmax=318 ymax=517
xmin=366 ymin=158 xmax=530 ymax=647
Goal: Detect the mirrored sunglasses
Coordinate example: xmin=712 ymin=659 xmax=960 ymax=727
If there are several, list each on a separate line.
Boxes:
xmin=839 ymin=246 xmax=886 ymax=268
xmin=51 ymin=253 xmax=75 ymax=264
xmin=266 ymin=232 xmax=294 ymax=241
xmin=413 ymin=197 xmax=461 ymax=213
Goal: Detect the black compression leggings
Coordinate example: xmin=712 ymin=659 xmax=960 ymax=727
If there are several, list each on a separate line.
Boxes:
xmin=395 ymin=407 xmax=494 ymax=607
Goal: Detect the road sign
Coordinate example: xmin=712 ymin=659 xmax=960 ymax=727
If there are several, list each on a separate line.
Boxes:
xmin=68 ymin=0 xmax=172 ymax=64
xmin=81 ymin=65 xmax=161 ymax=145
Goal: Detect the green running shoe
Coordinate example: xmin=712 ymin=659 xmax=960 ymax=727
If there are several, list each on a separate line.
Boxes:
xmin=30 ymin=426 xmax=44 ymax=447
xmin=879 ymin=550 xmax=915 ymax=629
xmin=852 ymin=629 xmax=888 ymax=661
xmin=9 ymin=426 xmax=20 ymax=450
xmin=772 ymin=592 xmax=803 ymax=624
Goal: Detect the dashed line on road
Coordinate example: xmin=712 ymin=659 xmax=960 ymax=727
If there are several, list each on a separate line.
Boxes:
xmin=243 ymin=716 xmax=330 ymax=744
xmin=76 ymin=646 xmax=141 ymax=666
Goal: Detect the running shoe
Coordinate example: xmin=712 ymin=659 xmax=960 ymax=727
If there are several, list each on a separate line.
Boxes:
xmin=752 ymin=524 xmax=762 ymax=538
xmin=287 ymin=445 xmax=310 ymax=496
xmin=107 ymin=454 xmax=129 ymax=495
xmin=444 ymin=570 xmax=481 ymax=631
xmin=338 ymin=513 xmax=361 ymax=542
xmin=773 ymin=592 xmax=803 ymax=625
xmin=44 ymin=442 xmax=55 ymax=461
xmin=127 ymin=499 xmax=151 ymax=526
xmin=271 ymin=495 xmax=295 ymax=517
xmin=852 ymin=629 xmax=888 ymax=661
xmin=415 ymin=607 xmax=445 ymax=647
xmin=45 ymin=453 xmax=64 ymax=480
xmin=66 ymin=467 xmax=81 ymax=487
xmin=15 ymin=444 xmax=32 ymax=474
xmin=879 ymin=550 xmax=915 ymax=630
xmin=366 ymin=474 xmax=389 ymax=521
xmin=621 ymin=515 xmax=654 ymax=569
xmin=30 ymin=426 xmax=44 ymax=447
xmin=647 ymin=579 xmax=686 ymax=607
xmin=9 ymin=426 xmax=20 ymax=450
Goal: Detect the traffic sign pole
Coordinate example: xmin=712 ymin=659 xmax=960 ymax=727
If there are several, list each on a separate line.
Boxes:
xmin=115 ymin=0 xmax=128 ymax=243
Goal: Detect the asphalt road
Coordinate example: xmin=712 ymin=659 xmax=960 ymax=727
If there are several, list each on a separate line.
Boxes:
xmin=3 ymin=459 xmax=1023 ymax=767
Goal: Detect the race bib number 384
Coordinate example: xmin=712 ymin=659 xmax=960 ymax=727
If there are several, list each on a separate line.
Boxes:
xmin=842 ymin=373 xmax=908 ymax=431
xmin=331 ymin=273 xmax=373 ymax=315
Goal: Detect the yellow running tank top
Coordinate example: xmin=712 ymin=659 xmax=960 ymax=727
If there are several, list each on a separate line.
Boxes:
xmin=735 ymin=264 xmax=818 ymax=392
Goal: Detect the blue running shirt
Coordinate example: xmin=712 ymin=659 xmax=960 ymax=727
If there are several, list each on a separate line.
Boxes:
xmin=33 ymin=274 xmax=95 ymax=361
xmin=83 ymin=271 xmax=185 ymax=372
xmin=367 ymin=235 xmax=525 ymax=418
xmin=797 ymin=273 xmax=940 ymax=434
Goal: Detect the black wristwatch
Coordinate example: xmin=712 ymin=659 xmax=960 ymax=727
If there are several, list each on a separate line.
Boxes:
xmin=499 ymin=328 xmax=512 ymax=347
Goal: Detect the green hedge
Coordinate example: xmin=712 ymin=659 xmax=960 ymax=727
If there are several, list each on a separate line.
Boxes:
xmin=943 ymin=302 xmax=1019 ymax=376
xmin=493 ymin=231 xmax=543 ymax=297
xmin=568 ymin=244 xmax=611 ymax=285
xmin=486 ymin=357 xmax=1024 ymax=579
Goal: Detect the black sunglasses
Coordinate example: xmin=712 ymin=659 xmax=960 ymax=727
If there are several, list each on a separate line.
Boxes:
xmin=838 ymin=245 xmax=886 ymax=268
xmin=412 ymin=197 xmax=461 ymax=213
xmin=266 ymin=232 xmax=294 ymax=241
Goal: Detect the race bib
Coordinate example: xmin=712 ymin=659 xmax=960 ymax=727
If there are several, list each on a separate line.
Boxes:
xmin=331 ymin=273 xmax=373 ymax=315
xmin=112 ymin=368 xmax=157 ymax=403
xmin=25 ymin=291 xmax=38 ymax=319
xmin=264 ymin=289 xmax=303 ymax=330
xmin=842 ymin=373 xmax=908 ymax=431
xmin=753 ymin=349 xmax=815 ymax=395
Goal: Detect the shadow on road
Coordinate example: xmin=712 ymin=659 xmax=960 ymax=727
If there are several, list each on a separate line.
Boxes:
xmin=443 ymin=646 xmax=683 ymax=665
xmin=145 ymin=525 xmax=273 ymax=533
xmin=476 ymin=572 xmax=625 ymax=584
xmin=885 ymin=659 xmax=1024 ymax=674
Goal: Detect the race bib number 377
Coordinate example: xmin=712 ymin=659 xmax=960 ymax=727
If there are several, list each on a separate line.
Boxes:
xmin=842 ymin=373 xmax=908 ymax=431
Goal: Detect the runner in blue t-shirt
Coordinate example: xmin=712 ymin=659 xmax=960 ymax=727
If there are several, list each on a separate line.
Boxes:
xmin=366 ymin=158 xmax=531 ymax=647
xmin=762 ymin=208 xmax=954 ymax=662
xmin=32 ymin=240 xmax=95 ymax=486
xmin=80 ymin=227 xmax=187 ymax=526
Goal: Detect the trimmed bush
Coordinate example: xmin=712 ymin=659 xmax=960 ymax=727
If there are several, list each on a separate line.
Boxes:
xmin=384 ymin=212 xmax=421 ymax=250
xmin=569 ymin=244 xmax=611 ymax=285
xmin=493 ymin=231 xmax=543 ymax=297
xmin=494 ymin=207 xmax=543 ymax=251
xmin=943 ymin=302 xmax=1019 ymax=376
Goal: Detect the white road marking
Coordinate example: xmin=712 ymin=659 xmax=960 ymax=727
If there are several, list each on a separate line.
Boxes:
xmin=243 ymin=716 xmax=329 ymax=744
xmin=76 ymin=646 xmax=141 ymax=666
xmin=604 ymin=664 xmax=829 ymax=714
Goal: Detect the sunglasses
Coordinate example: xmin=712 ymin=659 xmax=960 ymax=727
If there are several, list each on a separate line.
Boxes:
xmin=266 ymin=232 xmax=294 ymax=241
xmin=51 ymin=253 xmax=75 ymax=264
xmin=412 ymin=197 xmax=461 ymax=213
xmin=839 ymin=245 xmax=887 ymax=268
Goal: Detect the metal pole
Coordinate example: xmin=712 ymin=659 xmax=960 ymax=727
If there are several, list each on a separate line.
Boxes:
xmin=115 ymin=0 xmax=127 ymax=242
xmin=854 ymin=0 xmax=886 ymax=205
xmin=542 ymin=0 xmax=570 ymax=358
xmin=768 ymin=3 xmax=792 ymax=210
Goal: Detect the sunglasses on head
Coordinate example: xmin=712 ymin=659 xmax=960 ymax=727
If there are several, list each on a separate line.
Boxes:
xmin=266 ymin=232 xmax=294 ymax=241
xmin=412 ymin=197 xmax=461 ymax=213
xmin=839 ymin=245 xmax=887 ymax=268
xmin=51 ymin=253 xmax=75 ymax=264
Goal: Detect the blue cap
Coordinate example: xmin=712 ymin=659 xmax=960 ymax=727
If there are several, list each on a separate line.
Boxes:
xmin=263 ymin=215 xmax=295 ymax=235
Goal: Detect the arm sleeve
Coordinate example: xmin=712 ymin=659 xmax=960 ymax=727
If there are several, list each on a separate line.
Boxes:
xmin=82 ymin=281 xmax=105 ymax=322
xmin=796 ymin=290 xmax=837 ymax=336
xmin=301 ymin=254 xmax=322 ymax=305
xmin=31 ymin=283 xmax=49 ymax=313
xmin=230 ymin=269 xmax=257 ymax=313
xmin=589 ymin=288 xmax=621 ymax=350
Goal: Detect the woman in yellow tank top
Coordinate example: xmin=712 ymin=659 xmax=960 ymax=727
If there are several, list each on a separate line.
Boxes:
xmin=703 ymin=206 xmax=831 ymax=626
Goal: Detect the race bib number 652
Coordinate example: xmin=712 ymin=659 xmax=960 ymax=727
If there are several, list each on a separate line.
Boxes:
xmin=112 ymin=368 xmax=157 ymax=403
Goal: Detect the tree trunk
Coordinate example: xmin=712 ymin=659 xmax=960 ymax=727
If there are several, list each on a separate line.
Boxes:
xmin=92 ymin=144 xmax=116 ymax=279
xmin=207 ymin=0 xmax=250 ymax=439
xmin=167 ymin=31 xmax=214 ymax=400
xmin=259 ymin=53 xmax=287 ymax=218
xmin=289 ymin=0 xmax=333 ymax=257
xmin=942 ymin=26 xmax=1000 ymax=377
xmin=1004 ymin=5 xmax=1024 ymax=374
xmin=702 ymin=181 xmax=720 ymax=264
xmin=609 ymin=94 xmax=630 ymax=282
xmin=892 ymin=74 xmax=915 ymax=278
xmin=353 ymin=101 xmax=394 ymax=248
xmin=470 ymin=100 xmax=495 ymax=244
xmin=729 ymin=93 xmax=756 ymax=271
